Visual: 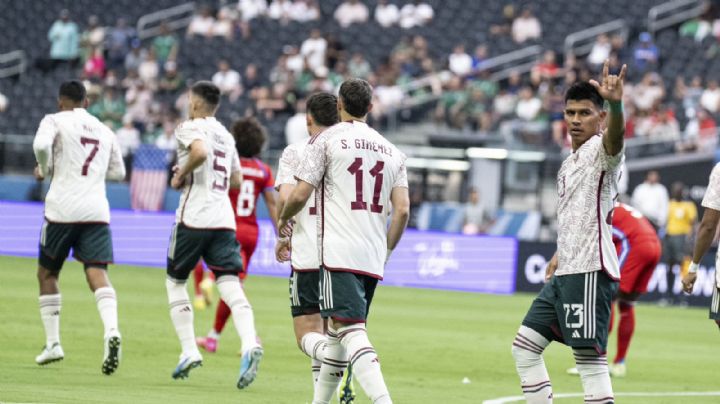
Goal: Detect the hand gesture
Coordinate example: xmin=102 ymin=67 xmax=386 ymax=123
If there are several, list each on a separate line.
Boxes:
xmin=589 ymin=60 xmax=627 ymax=103
xmin=682 ymin=272 xmax=697 ymax=294
xmin=170 ymin=165 xmax=185 ymax=189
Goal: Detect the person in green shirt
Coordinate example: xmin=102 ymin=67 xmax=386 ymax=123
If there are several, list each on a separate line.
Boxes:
xmin=152 ymin=23 xmax=178 ymax=68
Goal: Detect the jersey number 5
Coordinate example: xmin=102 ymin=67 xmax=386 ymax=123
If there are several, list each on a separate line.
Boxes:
xmin=347 ymin=157 xmax=385 ymax=213
xmin=80 ymin=137 xmax=99 ymax=176
xmin=212 ymin=149 xmax=228 ymax=191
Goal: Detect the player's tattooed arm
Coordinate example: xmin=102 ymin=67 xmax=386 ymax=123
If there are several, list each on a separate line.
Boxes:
xmin=590 ymin=59 xmax=627 ymax=157
xmin=683 ymin=208 xmax=720 ymax=293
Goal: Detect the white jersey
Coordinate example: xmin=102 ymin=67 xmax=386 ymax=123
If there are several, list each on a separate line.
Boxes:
xmin=175 ymin=117 xmax=240 ymax=230
xmin=295 ymin=121 xmax=408 ymax=279
xmin=33 ymin=108 xmax=125 ymax=223
xmin=700 ymin=163 xmax=720 ymax=287
xmin=275 ymin=141 xmax=319 ymax=271
xmin=556 ymin=135 xmax=623 ymax=280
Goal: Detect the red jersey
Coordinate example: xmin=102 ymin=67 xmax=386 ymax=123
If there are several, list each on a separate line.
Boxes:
xmin=611 ymin=203 xmax=658 ymax=245
xmin=229 ymin=158 xmax=274 ymax=228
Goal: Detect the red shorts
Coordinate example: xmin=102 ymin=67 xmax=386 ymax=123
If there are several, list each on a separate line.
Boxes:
xmin=236 ymin=225 xmax=259 ymax=280
xmin=618 ymin=239 xmax=661 ymax=294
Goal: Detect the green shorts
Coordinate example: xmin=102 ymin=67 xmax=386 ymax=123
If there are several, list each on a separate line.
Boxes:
xmin=319 ymin=267 xmax=378 ymax=323
xmin=39 ymin=220 xmax=113 ymax=271
xmin=290 ymin=270 xmax=321 ymax=318
xmin=710 ymin=286 xmax=720 ymax=321
xmin=167 ymin=223 xmax=243 ymax=281
xmin=522 ymin=270 xmax=618 ymax=353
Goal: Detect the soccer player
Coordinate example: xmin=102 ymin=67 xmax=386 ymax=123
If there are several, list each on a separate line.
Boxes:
xmin=681 ymin=163 xmax=720 ymax=330
xmin=165 ymin=81 xmax=262 ymax=389
xmin=511 ymin=60 xmax=627 ymax=403
xmin=274 ymin=93 xmax=341 ymax=390
xmin=278 ymin=79 xmax=410 ymax=404
xmin=195 ymin=117 xmax=278 ymax=353
xmin=568 ymin=202 xmax=661 ymax=378
xmin=32 ymin=80 xmax=126 ymax=375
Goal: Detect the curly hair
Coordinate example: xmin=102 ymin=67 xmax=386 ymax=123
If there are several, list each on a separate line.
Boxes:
xmin=232 ymin=117 xmax=267 ymax=158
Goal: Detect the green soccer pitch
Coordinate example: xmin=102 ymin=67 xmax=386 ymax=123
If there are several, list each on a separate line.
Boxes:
xmin=1 ymin=255 xmax=719 ymax=404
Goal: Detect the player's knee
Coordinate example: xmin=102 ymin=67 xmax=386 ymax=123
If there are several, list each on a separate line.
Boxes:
xmin=511 ymin=342 xmax=541 ymax=366
xmin=617 ymin=299 xmax=635 ymax=311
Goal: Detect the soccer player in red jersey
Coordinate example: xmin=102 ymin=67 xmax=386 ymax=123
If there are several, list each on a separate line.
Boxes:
xmin=195 ymin=117 xmax=278 ymax=353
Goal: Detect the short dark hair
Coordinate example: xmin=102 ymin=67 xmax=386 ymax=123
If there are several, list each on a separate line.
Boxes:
xmin=339 ymin=78 xmax=373 ymax=118
xmin=191 ymin=80 xmax=221 ymax=108
xmin=58 ymin=80 xmax=86 ymax=103
xmin=306 ymin=93 xmax=339 ymax=127
xmin=232 ymin=117 xmax=267 ymax=158
xmin=564 ymin=82 xmax=604 ymax=109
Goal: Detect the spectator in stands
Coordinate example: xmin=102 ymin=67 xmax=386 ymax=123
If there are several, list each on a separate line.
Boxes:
xmin=587 ymin=33 xmax=611 ymax=69
xmin=290 ymin=0 xmax=320 ymax=22
xmin=46 ymin=9 xmax=80 ymax=69
xmin=490 ymin=4 xmax=515 ymax=37
xmin=89 ymin=87 xmax=125 ymax=129
xmin=268 ymin=0 xmax=293 ymax=23
xmin=212 ymin=8 xmax=235 ymax=39
xmin=373 ymin=76 xmax=404 ymax=118
xmin=375 ymin=0 xmax=400 ymax=28
xmin=283 ymin=45 xmax=304 ymax=75
xmin=463 ymin=188 xmax=488 ymax=235
xmin=515 ymin=86 xmax=542 ymax=121
xmin=334 ymin=0 xmax=369 ymax=28
xmin=472 ymin=45 xmax=489 ymax=71
xmin=116 ymin=115 xmax=140 ymax=177
xmin=348 ymin=52 xmax=372 ymax=79
xmin=125 ymin=81 xmax=153 ymax=132
xmin=152 ymin=23 xmax=178 ymax=68
xmin=399 ymin=0 xmax=434 ymax=29
xmin=158 ymin=62 xmax=185 ymax=93
xmin=631 ymin=170 xmax=669 ymax=231
xmin=325 ymin=34 xmax=346 ymax=70
xmin=632 ymin=72 xmax=665 ymax=113
xmin=675 ymin=75 xmax=704 ymax=118
xmin=434 ymin=75 xmax=467 ymax=128
xmin=243 ymin=63 xmax=262 ymax=95
xmin=647 ymin=105 xmax=680 ymax=140
xmin=511 ymin=8 xmax=541 ymax=44
xmin=80 ymin=15 xmax=105 ymax=64
xmin=448 ymin=44 xmax=473 ymax=77
xmin=531 ymin=50 xmax=559 ymax=81
xmin=301 ymin=29 xmax=327 ymax=76
xmin=212 ymin=60 xmax=243 ymax=102
xmin=633 ymin=32 xmax=659 ymax=73
xmin=82 ymin=47 xmax=106 ymax=80
xmin=681 ymin=108 xmax=717 ymax=151
xmin=285 ymin=99 xmax=307 ymax=145
xmin=187 ymin=6 xmax=216 ymax=37
xmin=138 ymin=50 xmax=160 ymax=90
xmin=238 ymin=0 xmax=267 ymax=21
xmin=493 ymin=87 xmax=518 ymax=121
xmin=700 ymin=79 xmax=720 ymax=114
xmin=124 ymin=43 xmax=145 ymax=72
xmin=679 ymin=14 xmax=712 ymax=42
xmin=155 ymin=122 xmax=178 ymax=165
xmin=107 ymin=18 xmax=136 ymax=70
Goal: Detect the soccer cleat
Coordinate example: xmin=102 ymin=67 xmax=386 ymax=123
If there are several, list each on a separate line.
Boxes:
xmin=610 ymin=362 xmax=626 ymax=378
xmin=237 ymin=346 xmax=263 ymax=389
xmin=36 ymin=343 xmax=64 ymax=365
xmin=193 ymin=295 xmax=207 ymax=311
xmin=196 ymin=336 xmax=218 ymax=353
xmin=101 ymin=335 xmax=122 ymax=375
xmin=172 ymin=352 xmax=203 ymax=380
xmin=566 ymin=367 xmax=579 ymax=375
xmin=339 ymin=365 xmax=356 ymax=404
xmin=200 ymin=277 xmax=215 ymax=306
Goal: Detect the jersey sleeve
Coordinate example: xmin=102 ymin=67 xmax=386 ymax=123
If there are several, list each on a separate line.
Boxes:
xmin=702 ymin=164 xmax=720 ymax=211
xmin=393 ymin=154 xmax=409 ymax=189
xmin=106 ymin=132 xmax=126 ymax=181
xmin=295 ymin=135 xmax=328 ymax=188
xmin=275 ymin=145 xmax=299 ymax=190
xmin=33 ymin=115 xmax=59 ymax=177
xmin=599 ymin=136 xmax=624 ymax=171
xmin=231 ymin=149 xmax=241 ymax=174
xmin=175 ymin=121 xmax=204 ymax=149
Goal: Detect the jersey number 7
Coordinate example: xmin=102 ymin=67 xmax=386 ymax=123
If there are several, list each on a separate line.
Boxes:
xmin=80 ymin=137 xmax=99 ymax=176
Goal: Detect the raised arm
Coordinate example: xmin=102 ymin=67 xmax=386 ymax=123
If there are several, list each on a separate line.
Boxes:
xmin=590 ymin=60 xmax=627 ymax=157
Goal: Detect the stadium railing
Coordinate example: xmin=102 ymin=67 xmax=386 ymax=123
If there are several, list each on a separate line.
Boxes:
xmin=136 ymin=2 xmax=196 ymax=39
xmin=648 ymin=0 xmax=706 ymax=35
xmin=0 ymin=50 xmax=27 ymax=79
xmin=564 ymin=19 xmax=629 ymax=60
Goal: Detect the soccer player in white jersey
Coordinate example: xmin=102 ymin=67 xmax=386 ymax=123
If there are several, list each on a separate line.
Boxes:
xmin=511 ymin=60 xmax=627 ymax=403
xmin=682 ymin=163 xmax=720 ymax=330
xmin=278 ymin=79 xmax=411 ymax=404
xmin=32 ymin=80 xmax=126 ymax=375
xmin=165 ymin=81 xmax=263 ymax=388
xmin=274 ymin=93 xmax=347 ymax=396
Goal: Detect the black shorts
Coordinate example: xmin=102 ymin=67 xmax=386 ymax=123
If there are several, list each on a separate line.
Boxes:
xmin=710 ymin=285 xmax=720 ymax=321
xmin=290 ymin=270 xmax=321 ymax=318
xmin=319 ymin=267 xmax=378 ymax=323
xmin=167 ymin=223 xmax=243 ymax=281
xmin=521 ymin=270 xmax=618 ymax=354
xmin=39 ymin=220 xmax=113 ymax=271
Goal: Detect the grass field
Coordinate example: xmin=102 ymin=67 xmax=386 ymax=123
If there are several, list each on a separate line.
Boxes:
xmin=1 ymin=255 xmax=719 ymax=403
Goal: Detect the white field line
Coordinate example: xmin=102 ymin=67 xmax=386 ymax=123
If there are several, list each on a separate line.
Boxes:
xmin=483 ymin=391 xmax=720 ymax=404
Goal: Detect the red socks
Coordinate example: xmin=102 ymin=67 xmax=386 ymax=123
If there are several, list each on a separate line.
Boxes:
xmin=193 ymin=262 xmax=204 ymax=296
xmin=614 ymin=300 xmax=635 ymax=364
xmin=213 ymin=299 xmax=232 ymax=334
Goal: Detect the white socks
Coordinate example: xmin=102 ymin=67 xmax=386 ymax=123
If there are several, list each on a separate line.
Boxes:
xmin=511 ymin=325 xmax=552 ymax=404
xmin=216 ymin=275 xmax=259 ymax=354
xmin=313 ymin=329 xmax=347 ymax=404
xmin=94 ymin=287 xmax=119 ymax=338
xmin=573 ymin=349 xmax=614 ymax=403
xmin=301 ymin=332 xmax=328 ymax=387
xmin=166 ymin=278 xmax=199 ymax=357
xmin=338 ymin=324 xmax=391 ymax=404
xmin=39 ymin=294 xmax=61 ymax=346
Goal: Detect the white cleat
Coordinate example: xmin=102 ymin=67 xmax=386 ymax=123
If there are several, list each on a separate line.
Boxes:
xmin=36 ymin=343 xmax=64 ymax=365
xmin=610 ymin=362 xmax=626 ymax=378
xmin=102 ymin=333 xmax=122 ymax=375
xmin=566 ymin=367 xmax=579 ymax=375
xmin=172 ymin=352 xmax=203 ymax=380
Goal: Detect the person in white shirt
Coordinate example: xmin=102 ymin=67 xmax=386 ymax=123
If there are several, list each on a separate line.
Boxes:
xmin=512 ymin=8 xmax=542 ymax=44
xmin=285 ymin=99 xmax=308 ymax=145
xmin=32 ymin=80 xmax=126 ymax=375
xmin=116 ymin=115 xmax=140 ymax=173
xmin=212 ymin=60 xmax=243 ymax=102
xmin=187 ymin=7 xmax=216 ymax=37
xmin=375 ymin=0 xmax=399 ymax=27
xmin=301 ymin=29 xmax=328 ymax=76
xmin=631 ymin=170 xmax=669 ymax=230
xmin=278 ymin=79 xmax=410 ymax=404
xmin=587 ymin=34 xmax=611 ymax=68
xmin=512 ymin=62 xmax=627 ymax=403
xmin=165 ymin=81 xmax=263 ymax=388
xmin=448 ymin=44 xmax=473 ymax=76
xmin=237 ymin=0 xmax=267 ymax=21
xmin=268 ymin=0 xmax=293 ymax=22
xmin=399 ymin=0 xmax=434 ymax=29
xmin=290 ymin=0 xmax=320 ymax=22
xmin=334 ymin=0 xmax=369 ymax=27
xmin=515 ymin=87 xmax=542 ymax=121
xmin=700 ymin=79 xmax=720 ymax=114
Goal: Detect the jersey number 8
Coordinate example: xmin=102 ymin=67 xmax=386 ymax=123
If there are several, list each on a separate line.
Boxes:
xmin=236 ymin=179 xmax=255 ymax=217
